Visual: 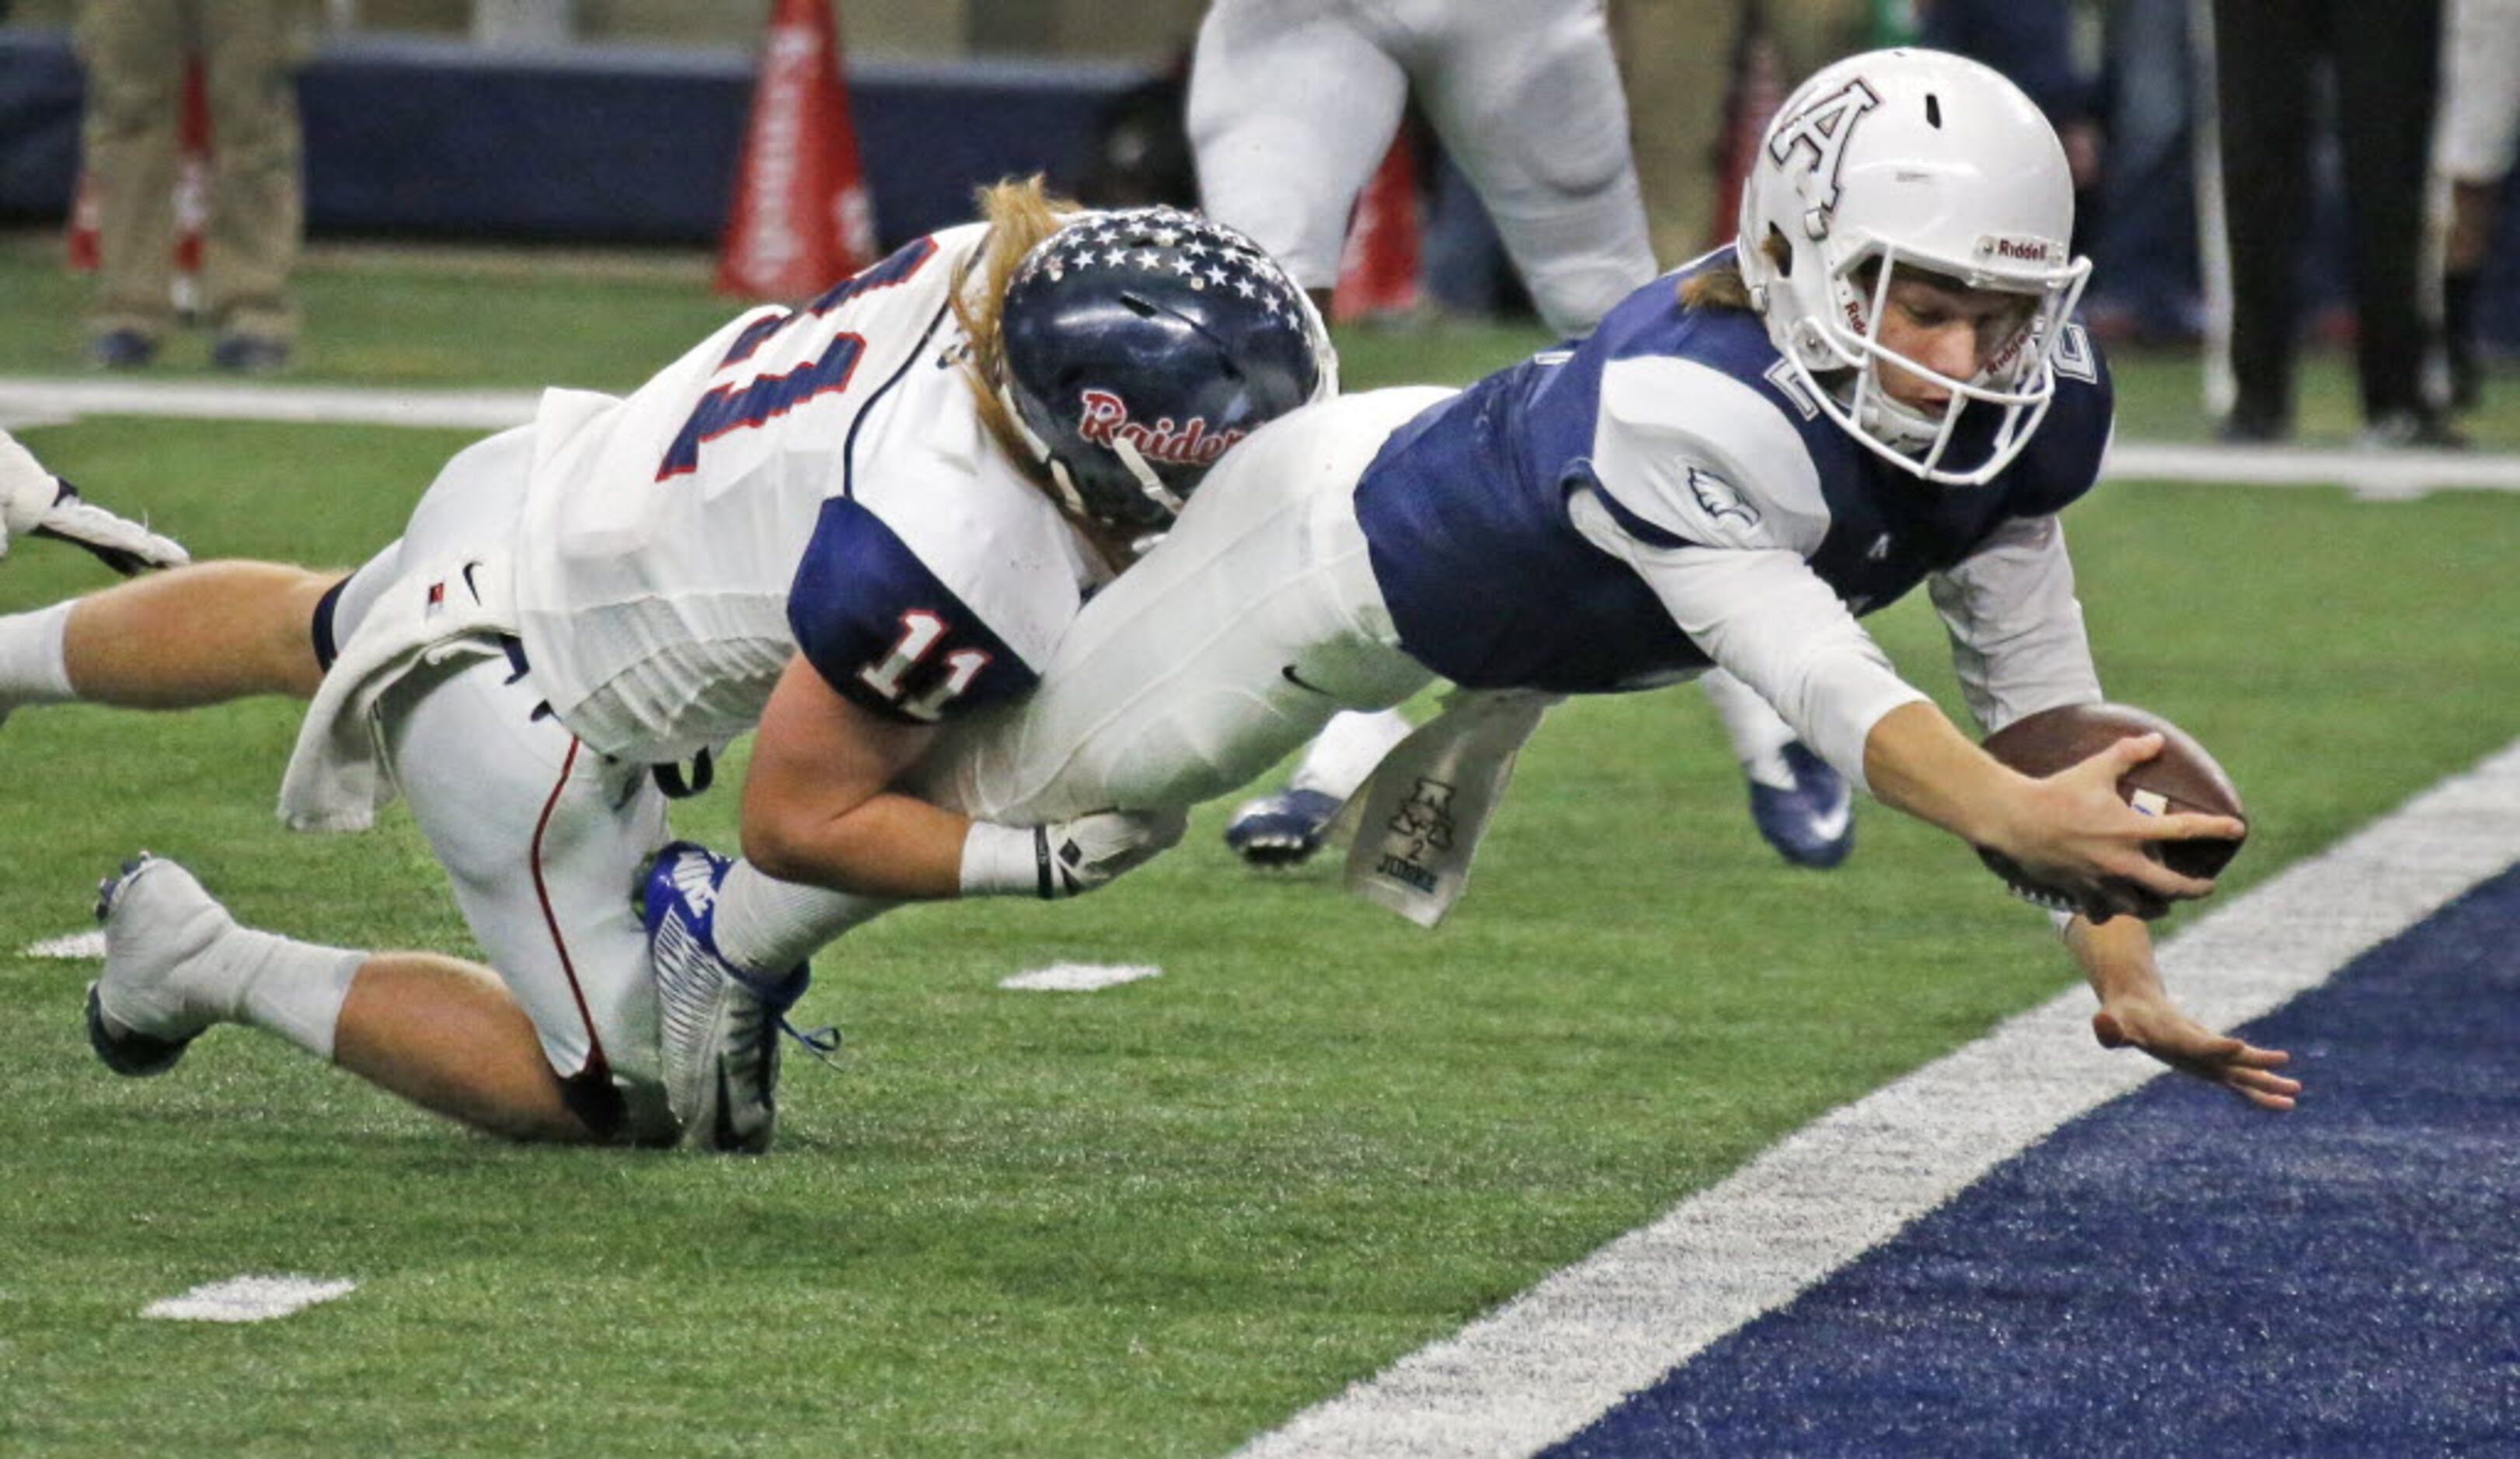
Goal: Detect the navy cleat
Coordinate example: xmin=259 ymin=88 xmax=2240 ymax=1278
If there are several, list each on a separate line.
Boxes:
xmin=1222 ymin=787 xmax=1344 ymax=868
xmin=643 ymin=841 xmax=812 ymax=1154
xmin=87 ymin=854 xmax=229 ymax=1076
xmin=1748 ymin=742 xmax=1855 ymax=869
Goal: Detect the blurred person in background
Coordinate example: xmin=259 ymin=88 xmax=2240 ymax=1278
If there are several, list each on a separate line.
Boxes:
xmin=1185 ymin=0 xmax=1860 ymax=874
xmin=2200 ymin=0 xmax=2456 ymax=446
xmin=2435 ymin=0 xmax=2520 ymax=414
xmin=75 ymin=0 xmax=313 ymax=373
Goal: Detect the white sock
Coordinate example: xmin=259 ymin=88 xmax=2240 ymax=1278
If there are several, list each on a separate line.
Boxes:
xmin=713 ymin=858 xmax=893 ymax=977
xmin=1698 ymin=669 xmax=1798 ymax=788
xmin=1288 ymin=708 xmax=1413 ymax=799
xmin=214 ymin=929 xmax=365 ymax=1061
xmin=0 ymin=601 xmax=76 ymax=713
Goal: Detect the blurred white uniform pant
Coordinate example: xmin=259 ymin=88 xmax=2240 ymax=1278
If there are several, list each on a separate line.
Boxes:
xmin=1187 ymin=0 xmax=1656 ymax=335
xmin=2438 ymin=0 xmax=2520 ymax=182
xmin=331 ymin=428 xmax=673 ymax=1132
xmin=923 ymin=388 xmax=1452 ymax=823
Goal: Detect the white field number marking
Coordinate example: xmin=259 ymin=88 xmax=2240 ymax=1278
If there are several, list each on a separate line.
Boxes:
xmin=999 ymin=963 xmax=1162 ymax=992
xmin=25 ymin=931 xmax=106 ymax=959
xmin=142 ymin=1274 xmax=357 ymax=1323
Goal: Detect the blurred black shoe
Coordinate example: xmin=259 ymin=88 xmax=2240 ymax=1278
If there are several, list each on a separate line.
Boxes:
xmin=86 ymin=329 xmax=156 ymax=371
xmin=2215 ymin=408 xmax=2290 ymax=444
xmin=211 ymin=333 xmax=290 ymax=374
xmin=2358 ymin=410 xmax=2469 ymax=451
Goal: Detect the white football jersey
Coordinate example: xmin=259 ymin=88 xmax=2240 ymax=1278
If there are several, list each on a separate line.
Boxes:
xmin=511 ymin=223 xmax=1103 ymax=763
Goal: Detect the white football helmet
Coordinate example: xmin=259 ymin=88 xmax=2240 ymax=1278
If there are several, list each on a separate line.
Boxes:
xmin=1738 ymin=48 xmax=2091 ymax=485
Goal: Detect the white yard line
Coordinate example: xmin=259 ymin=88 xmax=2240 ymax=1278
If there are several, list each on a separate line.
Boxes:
xmin=141 ymin=1273 xmax=357 ymax=1323
xmin=0 ymin=376 xmax=540 ymax=433
xmin=999 ymin=963 xmax=1163 ymax=991
xmin=1233 ymin=739 xmax=2520 ymax=1459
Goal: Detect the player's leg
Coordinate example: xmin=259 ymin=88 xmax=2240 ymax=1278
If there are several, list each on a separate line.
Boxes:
xmin=1699 ymin=667 xmax=1853 ymax=869
xmin=1222 ymin=705 xmax=1412 ymax=865
xmin=193 ymin=0 xmax=308 ymax=365
xmin=1410 ymin=0 xmax=1658 ymax=336
xmin=87 ymin=852 xmax=597 ymax=1143
xmin=72 ymin=0 xmax=185 ymax=363
xmin=1186 ymin=0 xmax=1409 ymax=305
xmin=925 ymin=388 xmax=1448 ymax=826
xmin=2435 ymin=0 xmax=2520 ymax=412
xmin=371 ymin=652 xmax=680 ymax=1144
xmin=0 ymin=560 xmax=336 ymax=717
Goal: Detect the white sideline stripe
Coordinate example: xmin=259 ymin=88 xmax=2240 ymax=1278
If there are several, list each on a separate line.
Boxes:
xmin=999 ymin=963 xmax=1162 ymax=992
xmin=2103 ymin=440 xmax=2520 ymax=497
xmin=1234 ymin=739 xmax=2520 ymax=1459
xmin=0 ymin=376 xmax=541 ymax=432
xmin=24 ymin=930 xmax=106 ymax=960
xmin=141 ymin=1273 xmax=357 ymax=1323
xmin=4 ymin=374 xmax=2520 ymax=499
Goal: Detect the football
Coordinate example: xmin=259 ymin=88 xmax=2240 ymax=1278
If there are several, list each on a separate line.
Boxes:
xmin=1975 ymin=702 xmax=2248 ymax=914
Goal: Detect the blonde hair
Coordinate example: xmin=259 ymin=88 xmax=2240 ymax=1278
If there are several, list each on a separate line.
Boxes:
xmin=1678 ymin=230 xmax=1785 ymax=312
xmin=955 ymin=176 xmax=1080 ymax=477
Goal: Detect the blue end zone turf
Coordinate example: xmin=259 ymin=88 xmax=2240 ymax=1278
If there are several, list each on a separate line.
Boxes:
xmin=1546 ymin=862 xmax=2520 ymax=1457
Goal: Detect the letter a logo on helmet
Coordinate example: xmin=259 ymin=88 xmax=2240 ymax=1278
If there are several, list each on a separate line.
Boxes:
xmin=1766 ymin=78 xmax=1881 ymax=240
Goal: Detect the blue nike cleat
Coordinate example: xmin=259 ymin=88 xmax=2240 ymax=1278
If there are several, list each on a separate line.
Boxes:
xmin=1222 ymin=787 xmax=1345 ymax=867
xmin=1748 ymin=741 xmax=1854 ymax=869
xmin=643 ymin=841 xmax=814 ymax=1154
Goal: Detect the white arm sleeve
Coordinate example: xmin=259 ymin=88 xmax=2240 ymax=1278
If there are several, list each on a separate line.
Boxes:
xmin=1926 ymin=514 xmax=2104 ymax=736
xmin=1570 ymin=489 xmax=1926 ymax=793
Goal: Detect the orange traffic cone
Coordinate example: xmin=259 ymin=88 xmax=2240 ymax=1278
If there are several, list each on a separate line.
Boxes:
xmin=716 ymin=0 xmax=879 ymax=298
xmin=67 ymin=57 xmax=211 ymax=317
xmin=1332 ymin=131 xmax=1421 ymax=323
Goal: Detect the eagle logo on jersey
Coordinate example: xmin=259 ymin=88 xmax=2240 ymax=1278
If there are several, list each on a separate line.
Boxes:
xmin=1766 ymin=77 xmax=1882 ymax=240
xmin=1072 ymin=388 xmax=1244 ymax=468
xmin=1686 ymin=466 xmax=1762 ymax=530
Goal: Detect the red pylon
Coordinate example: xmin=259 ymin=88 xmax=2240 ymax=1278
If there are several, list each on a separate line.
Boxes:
xmin=716 ymin=0 xmax=878 ymax=298
xmin=67 ymin=57 xmax=211 ymax=316
xmin=1332 ymin=131 xmax=1421 ymax=323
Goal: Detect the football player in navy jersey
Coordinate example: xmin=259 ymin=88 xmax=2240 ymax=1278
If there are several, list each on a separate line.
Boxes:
xmin=1187 ymin=0 xmax=1857 ymax=873
xmin=0 ymin=182 xmax=1334 ymax=1149
xmin=712 ymin=50 xmax=2299 ymax=1110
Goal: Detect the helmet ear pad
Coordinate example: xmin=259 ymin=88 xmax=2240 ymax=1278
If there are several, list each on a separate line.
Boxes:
xmin=998 ymin=207 xmax=1331 ymax=531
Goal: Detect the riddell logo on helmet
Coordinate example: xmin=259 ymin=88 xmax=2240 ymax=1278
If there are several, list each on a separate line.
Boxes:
xmin=1075 ymin=389 xmax=1243 ymax=466
xmin=1978 ymin=235 xmax=2062 ymax=265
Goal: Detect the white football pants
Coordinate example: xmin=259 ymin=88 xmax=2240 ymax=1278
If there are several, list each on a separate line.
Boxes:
xmin=333 ymin=428 xmax=674 ymax=1133
xmin=1187 ymin=0 xmax=1657 ymax=335
xmin=921 ymin=388 xmax=1452 ymax=824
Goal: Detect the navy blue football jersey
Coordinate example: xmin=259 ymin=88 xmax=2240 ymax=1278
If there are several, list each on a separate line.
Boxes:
xmin=1351 ymin=249 xmax=2112 ymax=695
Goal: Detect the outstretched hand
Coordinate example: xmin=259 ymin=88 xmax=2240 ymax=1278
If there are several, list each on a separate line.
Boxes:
xmin=2093 ymin=994 xmax=2299 ymax=1110
xmin=0 ymin=429 xmax=190 ymax=575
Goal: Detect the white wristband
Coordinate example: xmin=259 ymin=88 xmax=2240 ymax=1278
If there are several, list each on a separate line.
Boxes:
xmin=960 ymin=820 xmax=1052 ymax=898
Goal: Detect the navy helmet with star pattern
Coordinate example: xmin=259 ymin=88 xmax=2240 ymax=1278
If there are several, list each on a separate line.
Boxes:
xmin=999 ymin=205 xmax=1335 ymax=532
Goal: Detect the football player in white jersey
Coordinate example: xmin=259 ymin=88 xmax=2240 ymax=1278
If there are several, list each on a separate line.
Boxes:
xmin=0 ymin=182 xmax=1333 ymax=1150
xmin=700 ymin=51 xmax=2300 ymax=1111
xmin=1186 ymin=0 xmax=1857 ymax=874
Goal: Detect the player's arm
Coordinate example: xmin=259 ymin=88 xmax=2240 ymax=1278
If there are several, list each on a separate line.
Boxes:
xmin=1926 ymin=513 xmax=2102 ymax=734
xmin=742 ymin=653 xmax=1183 ymax=901
xmin=742 ymin=652 xmax=961 ymax=897
xmin=2062 ymin=911 xmax=2300 ymax=1109
xmin=1571 ymin=506 xmax=2236 ymax=915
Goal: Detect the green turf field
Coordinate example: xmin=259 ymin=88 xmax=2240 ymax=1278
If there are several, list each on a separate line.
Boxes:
xmin=2 ymin=235 xmax=2515 ymax=1457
